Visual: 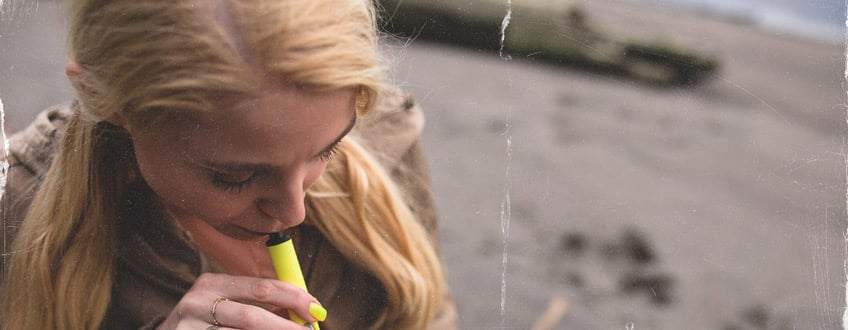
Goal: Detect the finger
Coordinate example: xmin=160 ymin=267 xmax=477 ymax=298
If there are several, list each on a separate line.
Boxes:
xmin=199 ymin=324 xmax=238 ymax=330
xmin=210 ymin=298 xmax=309 ymax=330
xmin=165 ymin=318 xmax=239 ymax=330
xmin=193 ymin=273 xmax=320 ymax=322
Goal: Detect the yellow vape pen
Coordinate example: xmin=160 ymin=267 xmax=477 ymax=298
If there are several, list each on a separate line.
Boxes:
xmin=266 ymin=232 xmax=320 ymax=330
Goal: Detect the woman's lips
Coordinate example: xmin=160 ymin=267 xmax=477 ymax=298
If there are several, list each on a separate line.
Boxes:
xmin=225 ymin=225 xmax=277 ymax=241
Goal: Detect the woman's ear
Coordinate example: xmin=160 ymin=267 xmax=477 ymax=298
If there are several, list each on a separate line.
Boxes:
xmin=65 ymin=60 xmax=91 ymax=98
xmin=66 ymin=60 xmax=127 ymax=128
xmin=65 ymin=60 xmax=83 ymax=78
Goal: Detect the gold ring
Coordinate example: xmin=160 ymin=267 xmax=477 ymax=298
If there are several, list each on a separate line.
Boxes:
xmin=210 ymin=297 xmax=229 ymax=325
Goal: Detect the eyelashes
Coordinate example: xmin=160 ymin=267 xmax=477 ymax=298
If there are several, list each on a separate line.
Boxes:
xmin=207 ymin=142 xmax=341 ymax=193
xmin=319 ymin=142 xmax=341 ymax=162
xmin=209 ymin=170 xmax=254 ymax=193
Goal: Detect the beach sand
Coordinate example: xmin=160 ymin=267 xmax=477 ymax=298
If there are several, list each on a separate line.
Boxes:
xmin=1 ymin=0 xmax=845 ymax=329
xmin=384 ymin=0 xmax=846 ymax=329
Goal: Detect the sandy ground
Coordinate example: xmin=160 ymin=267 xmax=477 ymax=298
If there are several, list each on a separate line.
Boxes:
xmin=2 ymin=1 xmax=846 ymax=329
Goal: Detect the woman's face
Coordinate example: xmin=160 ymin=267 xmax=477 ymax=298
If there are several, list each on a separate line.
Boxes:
xmin=129 ymin=85 xmax=356 ymax=241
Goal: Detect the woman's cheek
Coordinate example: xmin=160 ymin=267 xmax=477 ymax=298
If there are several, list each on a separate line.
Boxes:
xmin=147 ymin=168 xmax=248 ymax=222
xmin=304 ymin=163 xmax=329 ymax=190
xmin=182 ymin=183 xmax=253 ymax=220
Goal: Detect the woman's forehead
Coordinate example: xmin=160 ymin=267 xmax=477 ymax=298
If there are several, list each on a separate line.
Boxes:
xmin=170 ymin=86 xmax=357 ymax=164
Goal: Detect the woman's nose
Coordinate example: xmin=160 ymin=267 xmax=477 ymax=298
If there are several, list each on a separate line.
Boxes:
xmin=257 ymin=198 xmax=305 ymax=227
xmin=256 ymin=176 xmax=307 ymax=227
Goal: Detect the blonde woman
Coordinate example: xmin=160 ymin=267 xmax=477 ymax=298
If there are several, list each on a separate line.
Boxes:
xmin=0 ymin=0 xmax=456 ymax=329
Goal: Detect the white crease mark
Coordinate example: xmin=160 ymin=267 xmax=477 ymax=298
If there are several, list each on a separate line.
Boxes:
xmin=0 ymin=97 xmax=7 ymax=269
xmin=499 ymin=134 xmax=512 ymax=326
xmin=550 ymin=28 xmax=616 ymax=60
xmin=0 ymin=98 xmax=7 ymax=201
xmin=827 ymin=208 xmax=834 ymax=328
xmin=843 ymin=2 xmax=848 ymax=326
xmin=715 ymin=75 xmax=790 ymax=126
xmin=843 ymin=145 xmax=848 ymax=330
xmin=498 ymin=0 xmax=512 ymax=59
xmin=810 ymin=211 xmax=831 ymax=329
xmin=498 ymin=1 xmax=513 ymax=325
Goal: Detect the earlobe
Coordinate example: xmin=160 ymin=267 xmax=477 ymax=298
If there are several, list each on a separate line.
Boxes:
xmin=65 ymin=60 xmax=90 ymax=98
xmin=65 ymin=60 xmax=83 ymax=78
xmin=66 ymin=60 xmax=128 ymax=127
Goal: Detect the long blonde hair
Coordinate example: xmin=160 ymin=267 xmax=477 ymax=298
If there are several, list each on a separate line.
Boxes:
xmin=308 ymin=137 xmax=446 ymax=330
xmin=1 ymin=0 xmax=444 ymax=329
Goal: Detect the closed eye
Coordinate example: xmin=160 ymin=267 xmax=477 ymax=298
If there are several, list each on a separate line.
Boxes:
xmin=208 ymin=169 xmax=255 ymax=193
xmin=319 ymin=141 xmax=342 ymax=162
xmin=313 ymin=114 xmax=355 ymax=161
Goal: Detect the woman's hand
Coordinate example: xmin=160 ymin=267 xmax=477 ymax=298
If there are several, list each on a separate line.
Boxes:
xmin=157 ymin=273 xmax=322 ymax=330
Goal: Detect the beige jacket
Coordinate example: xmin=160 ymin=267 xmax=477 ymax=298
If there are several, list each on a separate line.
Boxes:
xmin=0 ymin=89 xmax=457 ymax=329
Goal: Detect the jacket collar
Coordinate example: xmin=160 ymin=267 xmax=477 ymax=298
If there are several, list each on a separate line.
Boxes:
xmin=6 ymin=102 xmax=74 ymax=178
xmin=351 ymin=86 xmax=424 ymax=170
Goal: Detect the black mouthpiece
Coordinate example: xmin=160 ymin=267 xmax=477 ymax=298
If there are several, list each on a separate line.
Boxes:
xmin=266 ymin=232 xmax=291 ymax=246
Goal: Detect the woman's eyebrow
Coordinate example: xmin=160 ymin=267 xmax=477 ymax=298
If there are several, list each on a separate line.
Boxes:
xmin=312 ymin=113 xmax=357 ymax=158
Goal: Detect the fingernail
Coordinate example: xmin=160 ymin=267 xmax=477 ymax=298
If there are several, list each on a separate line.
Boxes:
xmin=309 ymin=302 xmax=327 ymax=322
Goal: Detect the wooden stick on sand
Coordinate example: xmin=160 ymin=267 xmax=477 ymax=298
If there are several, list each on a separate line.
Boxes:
xmin=531 ymin=295 xmax=569 ymax=330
